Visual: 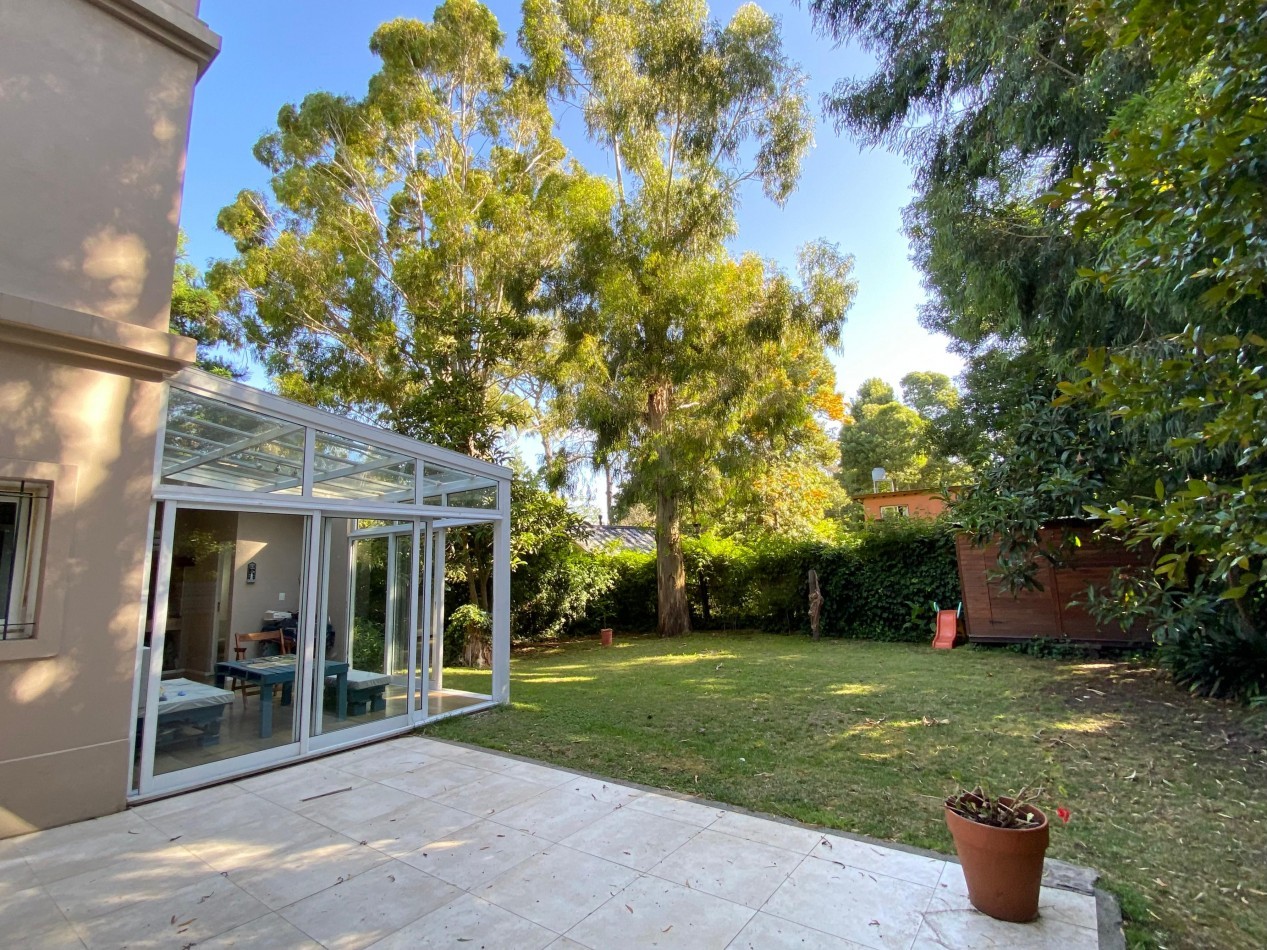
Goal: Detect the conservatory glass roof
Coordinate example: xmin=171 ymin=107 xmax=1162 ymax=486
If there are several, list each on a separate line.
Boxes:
xmin=159 ymin=381 xmax=500 ymax=509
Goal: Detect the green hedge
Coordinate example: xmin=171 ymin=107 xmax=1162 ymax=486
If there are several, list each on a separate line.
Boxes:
xmin=579 ymin=519 xmax=962 ymax=642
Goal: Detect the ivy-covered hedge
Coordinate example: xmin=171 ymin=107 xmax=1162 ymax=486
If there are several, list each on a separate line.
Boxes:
xmin=576 ymin=519 xmax=962 ymax=642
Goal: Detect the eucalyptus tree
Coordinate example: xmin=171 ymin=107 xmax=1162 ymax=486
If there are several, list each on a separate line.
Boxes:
xmin=523 ymin=0 xmax=847 ymax=635
xmin=209 ymin=0 xmax=578 ymax=459
xmin=170 ymin=232 xmax=241 ymax=378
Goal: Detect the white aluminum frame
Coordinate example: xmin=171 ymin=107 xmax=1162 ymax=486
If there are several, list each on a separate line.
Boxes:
xmin=128 ymin=372 xmax=511 ymax=801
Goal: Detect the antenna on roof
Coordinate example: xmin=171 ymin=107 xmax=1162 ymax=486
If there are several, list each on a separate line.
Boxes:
xmin=872 ymin=467 xmax=894 ymax=493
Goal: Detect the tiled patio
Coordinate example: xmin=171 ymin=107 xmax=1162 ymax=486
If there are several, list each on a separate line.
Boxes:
xmin=1 ymin=737 xmax=1108 ymax=949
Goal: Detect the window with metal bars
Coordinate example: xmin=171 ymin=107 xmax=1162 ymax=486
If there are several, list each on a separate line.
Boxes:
xmin=0 ymin=480 xmax=48 ymax=640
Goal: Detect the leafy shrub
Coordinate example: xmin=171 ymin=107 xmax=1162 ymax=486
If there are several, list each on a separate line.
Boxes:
xmin=588 ymin=518 xmax=962 ymax=641
xmin=351 ymin=617 xmax=385 ymax=672
xmin=446 ymin=603 xmax=491 ymax=667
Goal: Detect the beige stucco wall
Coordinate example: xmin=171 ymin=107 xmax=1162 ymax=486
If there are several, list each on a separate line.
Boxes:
xmin=0 ymin=353 xmax=167 ymax=836
xmin=0 ymin=0 xmax=210 ymax=332
xmin=0 ymin=0 xmax=218 ymax=838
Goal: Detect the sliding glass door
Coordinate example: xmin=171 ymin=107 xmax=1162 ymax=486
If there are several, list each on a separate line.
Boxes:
xmin=135 ymin=506 xmax=432 ymax=795
xmin=307 ymin=517 xmax=422 ymax=747
xmin=136 ymin=504 xmax=314 ymax=794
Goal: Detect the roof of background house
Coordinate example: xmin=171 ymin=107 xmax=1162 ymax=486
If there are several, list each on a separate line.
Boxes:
xmin=852 ymin=487 xmax=964 ymax=501
xmin=576 ymin=524 xmax=656 ymax=554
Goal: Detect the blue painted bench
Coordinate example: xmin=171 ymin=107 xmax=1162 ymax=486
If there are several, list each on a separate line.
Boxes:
xmin=328 ymin=669 xmax=391 ymax=716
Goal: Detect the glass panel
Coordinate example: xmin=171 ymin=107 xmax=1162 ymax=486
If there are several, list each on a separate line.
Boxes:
xmin=427 ymin=524 xmax=493 ymax=717
xmin=422 ymin=463 xmax=498 ymax=509
xmin=150 ymin=507 xmax=308 ymax=776
xmin=313 ymin=518 xmax=412 ymax=736
xmin=312 ymin=431 xmax=415 ymax=503
xmin=161 ymin=390 xmax=305 ymax=494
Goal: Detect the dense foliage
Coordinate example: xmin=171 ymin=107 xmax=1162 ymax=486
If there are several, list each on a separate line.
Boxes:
xmin=210 ymin=0 xmax=576 ymax=458
xmin=525 ymin=0 xmax=854 ymax=635
xmin=812 ymin=0 xmax=1267 ymax=701
xmin=837 ymin=372 xmax=971 ymax=495
xmin=577 ymin=519 xmax=961 ymax=642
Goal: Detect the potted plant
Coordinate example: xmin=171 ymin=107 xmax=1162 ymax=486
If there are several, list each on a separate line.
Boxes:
xmin=944 ymin=786 xmax=1061 ymax=923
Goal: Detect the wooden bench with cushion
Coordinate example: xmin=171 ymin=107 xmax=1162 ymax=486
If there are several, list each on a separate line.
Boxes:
xmin=326 ymin=669 xmax=391 ymax=715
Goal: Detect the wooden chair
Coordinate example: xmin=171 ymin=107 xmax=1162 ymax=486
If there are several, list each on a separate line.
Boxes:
xmin=229 ymin=630 xmax=289 ymax=707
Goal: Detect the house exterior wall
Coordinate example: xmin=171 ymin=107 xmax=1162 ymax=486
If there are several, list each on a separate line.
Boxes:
xmin=856 ymin=490 xmax=950 ymax=521
xmin=0 ymin=0 xmax=218 ymax=838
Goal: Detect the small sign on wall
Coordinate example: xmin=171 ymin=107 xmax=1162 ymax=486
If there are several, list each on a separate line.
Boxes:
xmin=246 ymin=560 xmax=257 ymax=584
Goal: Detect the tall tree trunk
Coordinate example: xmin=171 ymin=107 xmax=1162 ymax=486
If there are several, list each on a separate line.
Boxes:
xmin=604 ymin=459 xmax=614 ymax=524
xmin=655 ymin=482 xmax=691 ymax=637
xmin=647 ymin=383 xmax=689 ymax=637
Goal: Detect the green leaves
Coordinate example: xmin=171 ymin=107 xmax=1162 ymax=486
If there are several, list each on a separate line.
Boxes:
xmin=210 ymin=0 xmax=579 ymax=458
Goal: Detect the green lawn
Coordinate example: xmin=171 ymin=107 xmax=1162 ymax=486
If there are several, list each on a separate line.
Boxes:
xmin=425 ymin=632 xmax=1267 ymax=949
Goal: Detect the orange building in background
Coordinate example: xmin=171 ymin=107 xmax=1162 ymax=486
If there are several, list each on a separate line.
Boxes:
xmin=855 ymin=488 xmax=957 ymax=521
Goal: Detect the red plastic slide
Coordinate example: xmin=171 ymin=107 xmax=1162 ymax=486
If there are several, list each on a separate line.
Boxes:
xmin=932 ymin=609 xmax=959 ymax=650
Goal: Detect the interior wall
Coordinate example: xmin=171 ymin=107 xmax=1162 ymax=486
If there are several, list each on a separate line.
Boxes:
xmin=229 ymin=512 xmax=305 ymax=659
xmin=324 ymin=518 xmax=351 ymax=662
xmin=170 ymin=508 xmax=237 ymax=680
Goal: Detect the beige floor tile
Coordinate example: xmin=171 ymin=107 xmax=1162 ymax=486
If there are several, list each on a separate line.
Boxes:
xmin=278 ymin=861 xmax=460 ymax=950
xmin=763 ymin=855 xmax=935 ymax=950
xmin=72 ymin=872 xmax=269 ymax=950
xmin=912 ymin=907 xmax=1100 ymax=949
xmin=554 ymin=774 xmax=644 ymax=806
xmin=347 ymin=797 xmax=478 ymax=857
xmin=131 ymin=782 xmax=253 ymax=824
xmin=189 ymin=913 xmax=324 ymax=949
xmin=332 ymin=744 xmax=436 ymax=782
xmin=627 ymin=792 xmax=727 ymax=828
xmin=431 ymin=770 xmax=554 ymax=818
xmin=379 ymin=760 xmax=491 ymax=799
xmin=561 ymin=808 xmax=699 ymax=872
xmin=488 ymin=787 xmax=620 ymax=842
xmin=245 ymin=764 xmax=369 ymax=807
xmin=139 ymin=791 xmax=298 ymax=842
xmin=566 ymin=874 xmax=755 ymax=950
xmin=366 ymin=892 xmax=557 ymax=949
xmin=497 ymin=759 xmax=575 ymax=787
xmin=813 ymin=833 xmax=946 ymax=888
xmin=478 ymin=845 xmax=639 ymax=933
xmin=930 ymin=862 xmax=1100 ymax=931
xmin=295 ymin=782 xmax=420 ymax=833
xmin=397 ymin=819 xmax=543 ymax=890
xmin=47 ymin=843 xmax=216 ymax=924
xmin=180 ymin=811 xmax=340 ymax=874
xmin=421 ymin=742 xmax=517 ymax=772
xmin=19 ymin=811 xmax=172 ymax=884
xmin=0 ymin=849 xmax=36 ymax=899
xmin=728 ymin=912 xmax=869 ymax=949
xmin=706 ymin=811 xmax=825 ymax=855
xmin=649 ymin=828 xmax=804 ymax=908
xmin=10 ymin=919 xmax=86 ymax=949
xmin=228 ymin=833 xmax=389 ymax=910
xmin=0 ymin=884 xmax=72 ymax=940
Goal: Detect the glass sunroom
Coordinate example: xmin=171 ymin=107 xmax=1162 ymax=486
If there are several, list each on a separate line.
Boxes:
xmin=129 ymin=369 xmax=511 ymax=799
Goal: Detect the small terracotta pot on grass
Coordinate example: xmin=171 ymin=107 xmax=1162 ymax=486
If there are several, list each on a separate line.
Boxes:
xmin=600 ymin=627 xmax=613 ymax=647
xmin=945 ymin=799 xmax=1049 ymax=922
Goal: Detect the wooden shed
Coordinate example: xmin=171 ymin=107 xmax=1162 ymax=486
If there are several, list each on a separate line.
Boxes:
xmin=955 ymin=523 xmax=1152 ymax=646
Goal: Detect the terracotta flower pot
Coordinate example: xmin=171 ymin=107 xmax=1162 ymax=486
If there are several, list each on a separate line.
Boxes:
xmin=600 ymin=627 xmax=613 ymax=647
xmin=944 ymin=800 xmax=1049 ymax=923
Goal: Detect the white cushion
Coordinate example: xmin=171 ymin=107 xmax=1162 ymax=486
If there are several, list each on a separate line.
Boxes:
xmin=141 ymin=677 xmax=233 ymax=716
xmin=326 ymin=669 xmax=391 ymax=689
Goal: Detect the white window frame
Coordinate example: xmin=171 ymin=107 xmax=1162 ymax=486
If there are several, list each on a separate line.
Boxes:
xmin=0 ymin=480 xmax=49 ymax=641
xmin=879 ymin=504 xmax=910 ymax=519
